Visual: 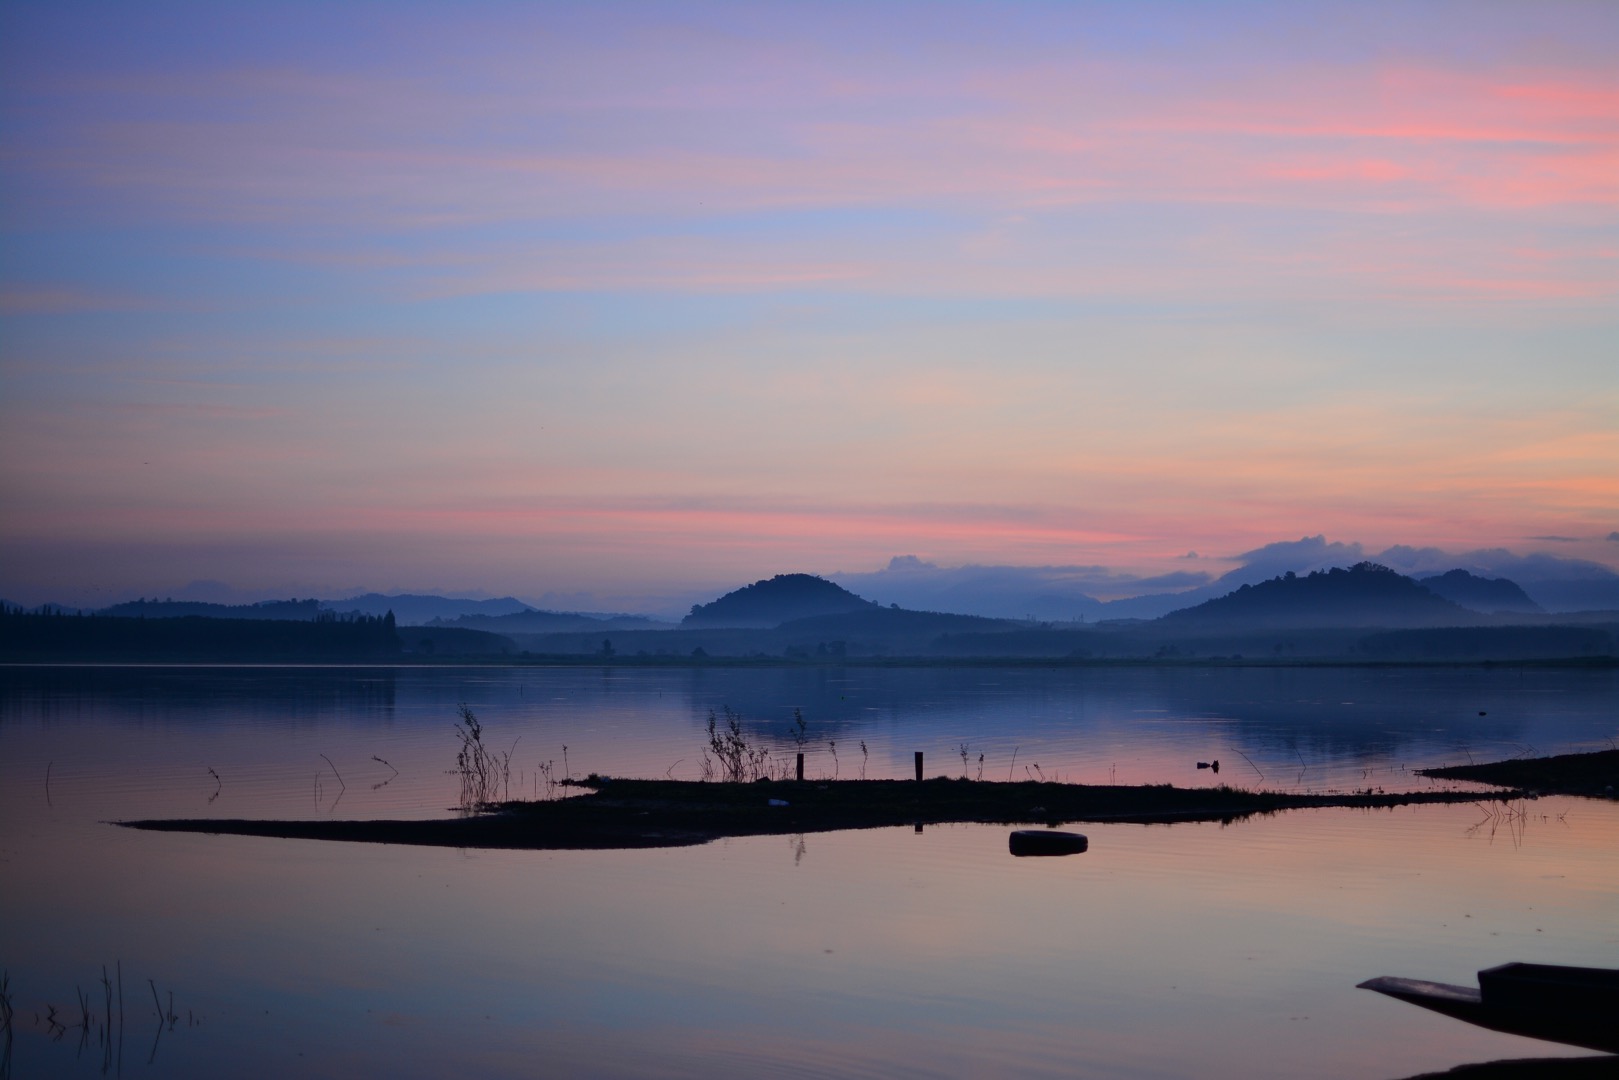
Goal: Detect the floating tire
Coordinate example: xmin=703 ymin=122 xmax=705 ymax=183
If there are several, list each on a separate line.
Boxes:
xmin=1009 ymin=829 xmax=1088 ymax=857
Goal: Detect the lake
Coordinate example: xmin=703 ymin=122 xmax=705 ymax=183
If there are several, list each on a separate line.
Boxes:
xmin=2 ymin=663 xmax=1616 ymax=1078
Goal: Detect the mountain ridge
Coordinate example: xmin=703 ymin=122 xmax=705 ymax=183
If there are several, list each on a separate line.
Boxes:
xmin=1161 ymin=562 xmax=1473 ymax=628
xmin=683 ymin=574 xmax=878 ymax=629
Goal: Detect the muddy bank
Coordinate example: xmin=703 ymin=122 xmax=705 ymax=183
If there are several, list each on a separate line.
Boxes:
xmin=120 ymin=776 xmax=1520 ymax=852
xmin=1418 ymin=748 xmax=1619 ymax=796
xmin=1394 ymin=1055 xmax=1619 ymax=1079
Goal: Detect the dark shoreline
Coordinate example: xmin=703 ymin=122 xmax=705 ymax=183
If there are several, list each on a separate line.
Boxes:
xmin=120 ymin=776 xmax=1531 ymax=852
xmin=121 ymin=748 xmax=1617 ymax=853
xmin=1418 ymin=748 xmax=1619 ymax=796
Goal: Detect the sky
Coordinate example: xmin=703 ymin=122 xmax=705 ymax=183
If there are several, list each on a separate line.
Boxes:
xmin=2 ymin=1 xmax=1616 ymax=613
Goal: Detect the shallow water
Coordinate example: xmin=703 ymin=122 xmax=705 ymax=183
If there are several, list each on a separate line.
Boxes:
xmin=2 ymin=664 xmax=1616 ymax=1078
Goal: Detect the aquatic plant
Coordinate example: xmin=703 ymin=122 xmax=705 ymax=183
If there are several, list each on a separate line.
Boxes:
xmin=451 ymin=705 xmax=513 ymax=810
xmin=1 ymin=969 xmax=13 ymax=1075
xmin=702 ymin=706 xmax=774 ymax=783
xmin=370 ymin=755 xmax=398 ymax=791
xmin=7 ymin=962 xmax=195 ymax=1075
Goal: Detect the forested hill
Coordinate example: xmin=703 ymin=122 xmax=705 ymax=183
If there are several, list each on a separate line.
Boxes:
xmin=683 ymin=574 xmax=878 ymax=628
xmin=96 ymin=598 xmax=326 ymax=620
xmin=1161 ymin=562 xmax=1472 ymax=628
xmin=1417 ymin=569 xmax=1543 ymax=614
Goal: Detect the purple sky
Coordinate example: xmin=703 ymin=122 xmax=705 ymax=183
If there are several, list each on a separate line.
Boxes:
xmin=2 ymin=2 xmax=1616 ymax=610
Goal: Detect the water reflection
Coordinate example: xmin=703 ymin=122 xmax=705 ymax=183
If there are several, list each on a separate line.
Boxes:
xmin=0 ymin=961 xmax=195 ymax=1078
xmin=2 ymin=664 xmax=1617 ymax=1078
xmin=3 ymin=664 xmax=1614 ymax=803
xmin=0 ymin=665 xmax=399 ymax=727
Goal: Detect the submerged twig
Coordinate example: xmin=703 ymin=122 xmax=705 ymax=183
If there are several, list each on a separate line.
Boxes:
xmin=370 ymin=755 xmax=398 ymax=791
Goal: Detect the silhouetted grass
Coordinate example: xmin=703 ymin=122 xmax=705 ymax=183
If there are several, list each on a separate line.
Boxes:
xmin=451 ymin=705 xmax=514 ymax=810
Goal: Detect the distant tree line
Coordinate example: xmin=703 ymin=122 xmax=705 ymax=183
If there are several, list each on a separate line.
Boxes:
xmin=96 ymin=597 xmax=327 ymax=621
xmin=0 ymin=604 xmax=401 ymax=660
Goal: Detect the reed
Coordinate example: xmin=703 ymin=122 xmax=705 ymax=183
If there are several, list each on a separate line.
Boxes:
xmin=1 ymin=984 xmax=10 ymax=1080
xmin=1228 ymin=746 xmax=1264 ymax=781
xmin=1 ymin=970 xmax=13 ymax=1069
xmin=702 ymin=706 xmax=774 ymax=783
xmin=318 ymin=754 xmax=346 ymax=792
xmin=450 ymin=705 xmax=512 ymax=810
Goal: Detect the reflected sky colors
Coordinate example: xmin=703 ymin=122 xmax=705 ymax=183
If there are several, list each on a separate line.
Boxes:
xmin=2 ymin=666 xmax=1616 ymax=1078
xmin=2 ymin=2 xmax=1617 ymax=607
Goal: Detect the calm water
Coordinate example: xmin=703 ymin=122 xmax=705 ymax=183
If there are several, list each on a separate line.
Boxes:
xmin=2 ymin=664 xmax=1617 ymax=1078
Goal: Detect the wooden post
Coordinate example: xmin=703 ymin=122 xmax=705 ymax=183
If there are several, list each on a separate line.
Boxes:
xmin=915 ymin=751 xmax=923 ymax=782
xmin=796 ymin=752 xmax=804 ymax=781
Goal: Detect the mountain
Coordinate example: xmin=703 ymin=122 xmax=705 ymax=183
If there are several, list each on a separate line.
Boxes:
xmin=682 ymin=574 xmax=878 ymax=629
xmin=1416 ymin=569 xmax=1542 ymax=614
xmin=322 ymin=593 xmax=532 ymax=625
xmin=1161 ymin=563 xmax=1473 ymax=628
xmin=1372 ymin=548 xmax=1619 ymax=613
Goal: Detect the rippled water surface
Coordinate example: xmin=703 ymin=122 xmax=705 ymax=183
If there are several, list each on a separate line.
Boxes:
xmin=2 ymin=664 xmax=1616 ymax=1078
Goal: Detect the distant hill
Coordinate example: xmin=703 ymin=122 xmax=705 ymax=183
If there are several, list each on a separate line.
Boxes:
xmin=682 ymin=574 xmax=878 ymax=629
xmin=97 ymin=598 xmax=326 ymax=621
xmin=1416 ymin=569 xmax=1542 ymax=614
xmin=1162 ymin=563 xmax=1472 ymax=628
xmin=323 ymin=593 xmax=532 ymax=625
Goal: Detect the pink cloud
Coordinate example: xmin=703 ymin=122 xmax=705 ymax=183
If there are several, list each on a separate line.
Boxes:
xmin=13 ymin=45 xmax=1616 ymax=240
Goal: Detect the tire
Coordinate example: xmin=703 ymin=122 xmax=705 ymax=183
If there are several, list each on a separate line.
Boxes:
xmin=1009 ymin=829 xmax=1088 ymax=856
